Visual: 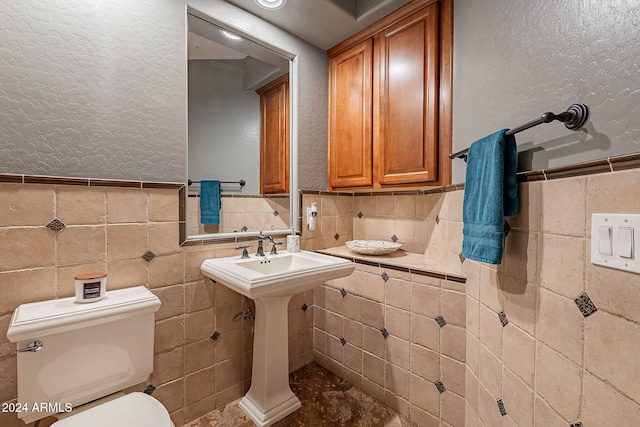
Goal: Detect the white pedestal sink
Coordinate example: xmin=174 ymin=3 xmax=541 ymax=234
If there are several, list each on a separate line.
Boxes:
xmin=201 ymin=250 xmax=355 ymax=426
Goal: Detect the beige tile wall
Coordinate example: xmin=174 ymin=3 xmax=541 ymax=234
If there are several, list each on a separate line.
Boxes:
xmin=4 ymin=166 xmax=639 ymax=427
xmin=313 ymin=264 xmax=466 ymax=426
xmin=304 ymin=167 xmax=640 ymax=427
xmin=300 ymin=191 xmax=443 ymax=254
xmin=300 ymin=193 xmax=354 ymax=251
xmin=430 ymin=169 xmax=640 ymax=426
xmin=0 ymin=183 xmax=312 ymax=427
xmin=301 ymin=190 xmax=466 ymax=426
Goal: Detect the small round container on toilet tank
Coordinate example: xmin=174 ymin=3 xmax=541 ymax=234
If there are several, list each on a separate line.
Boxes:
xmin=74 ymin=272 xmax=107 ymax=303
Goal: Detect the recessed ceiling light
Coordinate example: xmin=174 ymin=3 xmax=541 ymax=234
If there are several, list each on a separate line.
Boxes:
xmin=254 ymin=0 xmax=286 ymax=10
xmin=219 ymin=29 xmax=242 ymax=41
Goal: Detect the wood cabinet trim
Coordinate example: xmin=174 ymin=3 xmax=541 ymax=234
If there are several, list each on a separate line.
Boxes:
xmin=327 ymin=0 xmax=440 ymax=57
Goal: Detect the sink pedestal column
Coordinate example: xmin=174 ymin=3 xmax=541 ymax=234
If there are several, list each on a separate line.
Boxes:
xmin=238 ymin=296 xmax=301 ymax=426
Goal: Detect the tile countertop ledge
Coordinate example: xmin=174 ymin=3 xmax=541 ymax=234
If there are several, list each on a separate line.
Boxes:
xmin=316 ymin=246 xmax=466 ymax=284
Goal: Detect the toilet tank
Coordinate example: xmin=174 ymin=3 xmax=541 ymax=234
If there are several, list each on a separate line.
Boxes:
xmin=7 ymin=286 xmax=161 ymax=424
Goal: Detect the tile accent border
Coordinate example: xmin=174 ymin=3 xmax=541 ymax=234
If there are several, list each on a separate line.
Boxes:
xmin=317 ymin=250 xmax=467 ymax=283
xmin=0 ymin=173 xmax=184 ymax=190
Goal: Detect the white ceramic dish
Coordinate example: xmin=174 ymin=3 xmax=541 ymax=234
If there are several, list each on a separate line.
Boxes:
xmin=345 ymin=240 xmax=402 ymax=256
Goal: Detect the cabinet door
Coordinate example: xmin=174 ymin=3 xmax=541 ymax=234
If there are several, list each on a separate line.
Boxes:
xmin=374 ymin=2 xmax=440 ymax=186
xmin=257 ymin=75 xmax=289 ymax=194
xmin=329 ymin=39 xmax=373 ymax=189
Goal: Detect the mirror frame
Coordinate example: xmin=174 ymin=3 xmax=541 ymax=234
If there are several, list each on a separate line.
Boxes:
xmin=180 ymin=6 xmax=300 ymax=246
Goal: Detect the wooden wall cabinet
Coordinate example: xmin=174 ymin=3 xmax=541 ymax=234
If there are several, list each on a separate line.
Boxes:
xmin=328 ymin=0 xmax=452 ymax=190
xmin=257 ymin=74 xmax=289 ymax=194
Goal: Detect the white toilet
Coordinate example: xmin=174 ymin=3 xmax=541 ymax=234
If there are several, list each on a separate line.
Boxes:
xmin=7 ymin=286 xmax=174 ymax=427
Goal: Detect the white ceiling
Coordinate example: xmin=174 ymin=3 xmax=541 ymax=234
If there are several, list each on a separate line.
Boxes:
xmin=222 ymin=0 xmax=413 ymax=50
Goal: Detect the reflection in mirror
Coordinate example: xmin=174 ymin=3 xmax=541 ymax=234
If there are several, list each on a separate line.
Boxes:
xmin=184 ymin=11 xmax=294 ymax=242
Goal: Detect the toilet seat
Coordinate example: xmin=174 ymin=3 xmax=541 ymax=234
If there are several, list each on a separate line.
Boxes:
xmin=51 ymin=392 xmax=174 ymax=427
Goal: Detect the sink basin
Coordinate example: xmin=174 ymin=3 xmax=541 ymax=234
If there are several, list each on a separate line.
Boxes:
xmin=200 ymin=250 xmax=355 ymax=426
xmin=201 ymin=250 xmax=355 ymax=299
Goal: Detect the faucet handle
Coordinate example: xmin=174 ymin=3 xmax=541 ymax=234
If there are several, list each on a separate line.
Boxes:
xmin=270 ymin=240 xmax=283 ymax=255
xmin=235 ymin=245 xmax=250 ymax=259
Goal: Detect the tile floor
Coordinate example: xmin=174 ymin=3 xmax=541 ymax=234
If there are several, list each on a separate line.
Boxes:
xmin=184 ymin=362 xmax=417 ymax=427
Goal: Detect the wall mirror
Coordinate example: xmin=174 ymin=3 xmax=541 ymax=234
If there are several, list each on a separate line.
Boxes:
xmin=182 ymin=9 xmax=297 ymax=244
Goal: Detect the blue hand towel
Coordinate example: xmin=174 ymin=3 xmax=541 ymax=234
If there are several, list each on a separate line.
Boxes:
xmin=200 ymin=180 xmax=222 ymax=225
xmin=461 ymin=129 xmax=518 ymax=265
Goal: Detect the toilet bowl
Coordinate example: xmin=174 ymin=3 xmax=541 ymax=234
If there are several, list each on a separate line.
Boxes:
xmin=51 ymin=392 xmax=173 ymax=427
xmin=7 ymin=286 xmax=172 ymax=426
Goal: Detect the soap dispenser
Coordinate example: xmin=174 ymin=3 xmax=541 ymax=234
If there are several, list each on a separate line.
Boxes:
xmin=306 ymin=202 xmax=318 ymax=231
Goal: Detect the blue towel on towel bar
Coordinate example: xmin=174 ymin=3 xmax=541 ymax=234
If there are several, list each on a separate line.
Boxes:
xmin=462 ymin=129 xmax=518 ymax=265
xmin=200 ymin=180 xmax=222 ymax=225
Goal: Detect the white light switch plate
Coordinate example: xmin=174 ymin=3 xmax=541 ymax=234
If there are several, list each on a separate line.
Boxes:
xmin=591 ymin=213 xmax=640 ymax=274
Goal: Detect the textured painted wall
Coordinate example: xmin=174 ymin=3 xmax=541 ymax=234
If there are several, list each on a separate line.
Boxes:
xmin=0 ymin=0 xmax=328 ymax=189
xmin=0 ymin=0 xmax=186 ymax=182
xmin=452 ymin=0 xmax=640 ymax=183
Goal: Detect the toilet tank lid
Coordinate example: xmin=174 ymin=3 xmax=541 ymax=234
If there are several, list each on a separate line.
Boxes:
xmin=7 ymin=286 xmax=161 ymax=343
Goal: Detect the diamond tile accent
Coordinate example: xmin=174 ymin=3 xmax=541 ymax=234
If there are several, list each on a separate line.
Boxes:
xmin=380 ymin=327 xmax=389 ymax=338
xmin=459 ymin=252 xmax=466 ymax=264
xmin=498 ymin=310 xmax=509 ymax=327
xmin=435 ymin=315 xmax=447 ymax=327
xmin=46 ymin=217 xmax=66 ymax=233
xmin=570 ymin=422 xmax=583 ymax=427
xmin=242 ymin=226 xmax=248 ymax=232
xmin=301 ymin=303 xmax=308 ymax=312
xmin=434 ymin=381 xmax=447 ymax=393
xmin=391 ymin=235 xmax=398 ymax=242
xmin=357 ymin=211 xmax=363 ymax=218
xmin=497 ymin=399 xmax=507 ymax=416
xmin=141 ymin=250 xmax=156 ymax=262
xmin=340 ymin=337 xmax=346 ymax=346
xmin=210 ymin=331 xmax=221 ymax=341
xmin=143 ymin=384 xmax=156 ymax=395
xmin=334 ymin=233 xmax=340 ymax=240
xmin=574 ymin=292 xmax=598 ymax=317
xmin=273 ymin=210 xmax=279 ymax=216
xmin=340 ymin=288 xmax=347 ymax=297
xmin=381 ymin=272 xmax=389 ymax=282
xmin=436 ymin=215 xmax=440 ymax=224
